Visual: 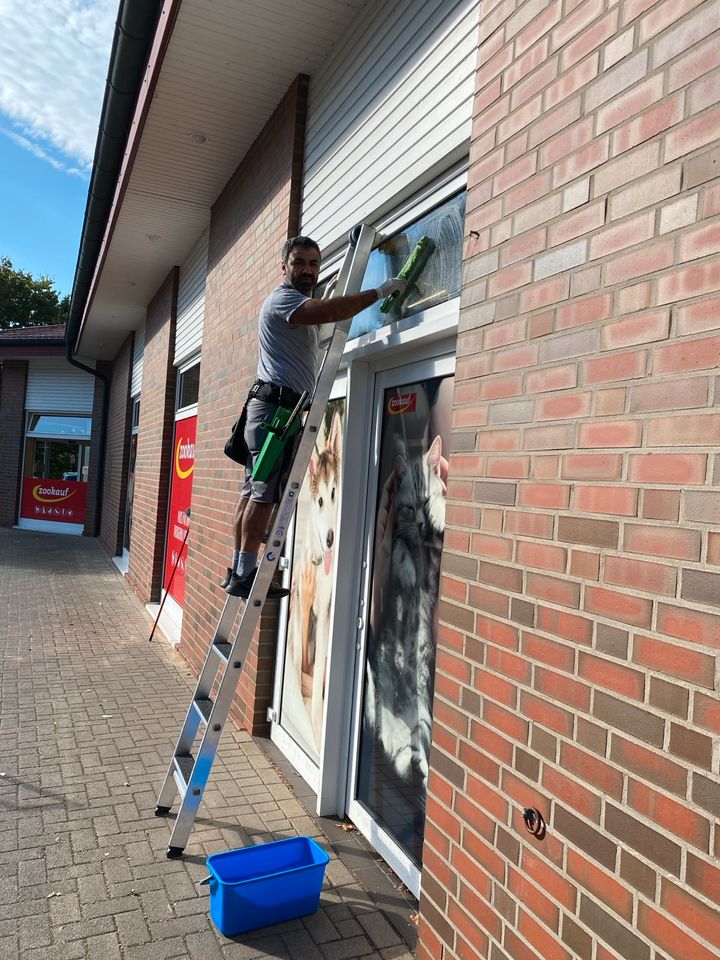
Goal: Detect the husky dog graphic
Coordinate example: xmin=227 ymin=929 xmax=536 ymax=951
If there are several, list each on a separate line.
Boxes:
xmin=287 ymin=407 xmax=343 ymax=750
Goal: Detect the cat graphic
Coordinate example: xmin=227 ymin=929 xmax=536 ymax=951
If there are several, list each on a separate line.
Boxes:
xmin=365 ymin=434 xmax=448 ymax=788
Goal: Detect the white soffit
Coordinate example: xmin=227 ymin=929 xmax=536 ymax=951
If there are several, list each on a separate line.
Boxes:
xmin=81 ymin=0 xmax=368 ymax=359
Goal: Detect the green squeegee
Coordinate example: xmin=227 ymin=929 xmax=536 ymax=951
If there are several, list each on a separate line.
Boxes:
xmin=379 ymin=235 xmax=436 ymax=314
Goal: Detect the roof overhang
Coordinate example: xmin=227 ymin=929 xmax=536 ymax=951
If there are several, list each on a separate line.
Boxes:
xmin=75 ymin=0 xmax=368 ymax=360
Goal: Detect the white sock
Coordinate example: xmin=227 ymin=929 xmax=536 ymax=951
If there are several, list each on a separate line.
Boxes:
xmin=235 ymin=551 xmax=257 ymax=579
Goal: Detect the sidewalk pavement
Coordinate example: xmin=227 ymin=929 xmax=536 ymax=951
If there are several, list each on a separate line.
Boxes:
xmin=0 ymin=528 xmax=417 ymax=960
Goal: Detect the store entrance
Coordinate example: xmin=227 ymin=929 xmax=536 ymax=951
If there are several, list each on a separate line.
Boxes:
xmin=347 ymin=354 xmax=454 ymax=892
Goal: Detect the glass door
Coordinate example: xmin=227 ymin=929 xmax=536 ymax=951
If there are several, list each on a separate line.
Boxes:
xmin=347 ymin=355 xmax=454 ymax=895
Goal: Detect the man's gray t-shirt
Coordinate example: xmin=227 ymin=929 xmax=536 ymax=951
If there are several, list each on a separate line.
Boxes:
xmin=256 ymin=284 xmax=318 ymax=397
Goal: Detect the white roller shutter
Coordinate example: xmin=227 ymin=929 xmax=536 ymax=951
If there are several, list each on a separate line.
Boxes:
xmin=26 ymin=359 xmax=95 ymax=414
xmin=174 ymin=229 xmax=209 ymax=366
xmin=131 ymin=323 xmax=145 ymax=397
xmin=301 ymin=0 xmax=478 ymax=251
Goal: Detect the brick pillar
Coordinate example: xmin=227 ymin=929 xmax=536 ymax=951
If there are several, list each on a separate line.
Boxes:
xmin=179 ymin=75 xmax=309 ymax=734
xmin=127 ymin=270 xmax=178 ymax=603
xmin=83 ymin=360 xmax=110 ymax=537
xmin=0 ymin=360 xmax=27 ymax=526
xmin=98 ymin=334 xmax=133 ymax=555
xmin=419 ymin=4 xmax=720 ymax=960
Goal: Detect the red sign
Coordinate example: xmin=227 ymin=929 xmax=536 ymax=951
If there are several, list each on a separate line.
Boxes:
xmin=20 ymin=478 xmax=88 ymax=524
xmin=387 ymin=392 xmax=417 ymax=415
xmin=164 ymin=414 xmax=196 ymax=606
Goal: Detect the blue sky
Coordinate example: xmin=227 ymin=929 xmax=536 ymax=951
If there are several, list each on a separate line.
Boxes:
xmin=0 ymin=0 xmax=116 ymax=297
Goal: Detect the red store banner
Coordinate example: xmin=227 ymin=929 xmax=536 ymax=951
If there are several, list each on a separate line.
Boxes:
xmin=20 ymin=478 xmax=88 ymax=525
xmin=163 ymin=414 xmax=196 ymax=606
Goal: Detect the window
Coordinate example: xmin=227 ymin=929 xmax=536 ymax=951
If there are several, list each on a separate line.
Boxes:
xmin=26 ymin=414 xmax=92 ymax=439
xmin=178 ymin=362 xmax=200 ymax=410
xmin=349 ymin=191 xmax=466 ymax=340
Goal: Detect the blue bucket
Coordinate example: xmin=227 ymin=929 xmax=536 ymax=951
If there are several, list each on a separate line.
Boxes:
xmin=203 ymin=836 xmax=330 ymax=937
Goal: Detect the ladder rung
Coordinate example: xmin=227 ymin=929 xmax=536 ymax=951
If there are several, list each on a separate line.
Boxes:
xmin=212 ymin=641 xmax=232 ymax=662
xmin=193 ymin=698 xmax=214 ymax=724
xmin=173 ymin=754 xmax=195 ymax=795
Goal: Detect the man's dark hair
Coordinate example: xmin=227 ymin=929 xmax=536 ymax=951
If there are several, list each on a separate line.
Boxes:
xmin=281 ymin=235 xmax=320 ymax=264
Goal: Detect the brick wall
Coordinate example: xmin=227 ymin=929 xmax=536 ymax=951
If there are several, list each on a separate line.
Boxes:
xmin=127 ymin=271 xmax=178 ymax=603
xmin=179 ymin=76 xmax=309 ymax=734
xmin=0 ymin=360 xmax=27 ymax=526
xmin=421 ymin=3 xmax=720 ymax=960
xmin=98 ymin=335 xmax=133 ymax=555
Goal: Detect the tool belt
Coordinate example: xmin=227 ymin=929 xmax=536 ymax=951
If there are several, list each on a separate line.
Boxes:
xmin=224 ymin=381 xmax=304 ymax=465
xmin=248 ymin=379 xmax=303 ymax=409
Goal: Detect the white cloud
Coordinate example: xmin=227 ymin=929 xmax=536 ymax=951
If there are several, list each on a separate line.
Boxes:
xmin=0 ymin=0 xmax=116 ymax=172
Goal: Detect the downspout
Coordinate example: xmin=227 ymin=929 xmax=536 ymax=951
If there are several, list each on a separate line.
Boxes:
xmin=65 ymin=0 xmax=163 ymax=535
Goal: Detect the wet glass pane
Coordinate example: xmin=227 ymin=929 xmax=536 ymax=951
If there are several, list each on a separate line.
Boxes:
xmin=26 ymin=415 xmax=91 ymax=438
xmin=349 ymin=192 xmax=466 ymax=340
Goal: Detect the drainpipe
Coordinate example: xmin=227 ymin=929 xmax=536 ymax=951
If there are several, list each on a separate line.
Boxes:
xmin=64 ymin=0 xmax=163 ymax=535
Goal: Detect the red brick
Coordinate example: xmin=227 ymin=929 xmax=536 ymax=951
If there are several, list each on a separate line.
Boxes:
xmin=521 ymin=848 xmax=576 ymax=911
xmin=584 ymin=586 xmax=653 ymax=629
xmin=526 ymin=363 xmax=578 ymax=393
xmin=527 ymin=572 xmax=580 ymax=608
xmin=574 ymin=485 xmax=638 ymax=517
xmin=612 ymin=92 xmax=685 ymax=156
xmin=708 ymin=531 xmax=720 ymax=564
xmin=515 ymin=0 xmax=563 ymax=56
xmin=611 ymin=736 xmax=687 ymax=796
xmin=506 ymin=510 xmax=555 ymax=539
xmin=665 ymin=101 xmax=720 ymax=162
xmin=470 ymin=532 xmax=513 ymax=560
xmin=577 ymin=419 xmax=642 ymax=448
xmin=638 ymin=905 xmax=719 ymax=960
xmin=624 ymin=524 xmax=701 ymax=562
xmin=518 ymin=482 xmax=571 ymax=509
xmin=476 ymin=427 xmax=521 ymax=451
xmin=556 ymin=291 xmax=613 ymax=329
xmin=561 ymin=9 xmax=619 ymax=70
xmin=519 ymin=275 xmax=570 ymax=313
xmin=520 ymin=690 xmax=574 ymax=736
xmin=601 ymin=309 xmax=671 ymax=351
xmin=537 ymin=605 xmax=593 ymax=644
xmin=656 ymin=261 xmax=720 ymax=306
xmin=494 ymin=153 xmax=538 ymax=196
xmin=669 ymin=34 xmax=720 ymax=92
xmin=604 ymin=239 xmax=675 ymax=286
xmin=524 ymin=423 xmax=575 ymax=450
xmin=521 ymin=630 xmax=574 ymax=672
xmin=578 ymin=652 xmax=645 ymax=700
xmin=657 ymin=603 xmax=720 ymax=648
xmin=545 ymin=52 xmax=600 ymax=109
xmin=536 ymin=392 xmax=591 ymax=420
xmin=680 ymin=219 xmax=720 ymax=262
xmin=492 ymin=342 xmax=540 ymax=372
xmin=604 ymin=556 xmax=677 ymax=597
xmin=618 ymin=280 xmax=651 ymax=315
xmin=596 ymin=74 xmax=664 ymax=134
xmin=633 ymin=634 xmax=716 ymax=688
xmin=677 ymin=295 xmax=720 ymax=335
xmin=687 ymin=853 xmax=720 ymax=908
xmin=487 ymin=456 xmax=530 ymax=479
xmin=505 ymin=170 xmax=553 ymax=215
xmin=642 ymin=488 xmax=680 ymax=520
xmin=567 ymin=850 xmax=633 ymax=919
xmin=535 ymin=664 xmax=590 ymax=710
xmin=628 ymin=453 xmax=707 ymax=484
xmin=540 ymin=116 xmax=594 ymax=167
xmin=582 ymin=348 xmax=647 ymax=384
xmin=561 ymin=453 xmax=623 ymax=480
xmin=529 ymin=95 xmax=582 ymax=149
xmin=659 ymin=880 xmax=720 ymax=950
xmin=569 ymin=550 xmax=600 ymax=580
xmin=589 ymin=210 xmax=655 ymax=260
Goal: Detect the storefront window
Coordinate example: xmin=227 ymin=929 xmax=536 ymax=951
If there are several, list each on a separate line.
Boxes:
xmin=19 ymin=415 xmax=92 ymax=529
xmin=26 ymin=414 xmax=92 ymax=438
xmin=349 ymin=191 xmax=466 ymax=340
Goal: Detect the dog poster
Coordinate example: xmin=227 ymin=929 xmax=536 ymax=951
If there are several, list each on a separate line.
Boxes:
xmin=280 ymin=398 xmax=345 ymax=762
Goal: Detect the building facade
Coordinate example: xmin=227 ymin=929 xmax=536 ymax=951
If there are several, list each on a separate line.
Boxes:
xmin=70 ymin=1 xmax=720 ymax=958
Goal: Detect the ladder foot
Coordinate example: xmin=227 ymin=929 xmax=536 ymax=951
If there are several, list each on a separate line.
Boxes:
xmin=154 ymin=806 xmax=171 ymax=816
xmin=166 ymin=846 xmax=184 ymax=859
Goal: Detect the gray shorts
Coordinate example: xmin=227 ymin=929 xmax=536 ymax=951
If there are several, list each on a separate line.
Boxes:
xmin=241 ymin=398 xmax=301 ymax=503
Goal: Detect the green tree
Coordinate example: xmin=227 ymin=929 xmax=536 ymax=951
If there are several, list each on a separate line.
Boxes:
xmin=0 ymin=257 xmax=68 ymax=330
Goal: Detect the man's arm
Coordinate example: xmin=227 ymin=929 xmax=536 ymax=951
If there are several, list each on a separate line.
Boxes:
xmin=289 ymin=278 xmax=405 ymax=327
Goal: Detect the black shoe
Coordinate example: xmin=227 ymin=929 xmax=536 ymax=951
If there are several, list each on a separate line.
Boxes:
xmin=219 ymin=567 xmax=233 ymax=589
xmin=224 ymin=569 xmax=289 ymax=600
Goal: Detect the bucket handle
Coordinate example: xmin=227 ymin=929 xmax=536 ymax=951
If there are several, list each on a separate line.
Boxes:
xmin=199 ymin=876 xmax=211 ymax=886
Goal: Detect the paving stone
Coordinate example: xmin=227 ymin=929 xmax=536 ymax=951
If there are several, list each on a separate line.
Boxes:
xmin=0 ymin=530 xmax=417 ymax=960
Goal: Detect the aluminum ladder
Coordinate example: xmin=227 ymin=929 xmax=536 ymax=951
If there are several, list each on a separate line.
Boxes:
xmin=154 ymin=224 xmax=376 ymax=857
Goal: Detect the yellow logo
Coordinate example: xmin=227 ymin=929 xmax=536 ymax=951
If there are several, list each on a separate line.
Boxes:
xmin=33 ymin=484 xmax=75 ymax=503
xmin=175 ymin=437 xmax=195 ymax=479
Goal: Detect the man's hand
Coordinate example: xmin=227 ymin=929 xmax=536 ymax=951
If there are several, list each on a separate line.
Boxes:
xmin=376 ymin=276 xmax=407 ymax=301
xmin=322 ymin=275 xmax=338 ymax=299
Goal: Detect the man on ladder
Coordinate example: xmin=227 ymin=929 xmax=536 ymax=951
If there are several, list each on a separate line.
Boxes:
xmin=222 ymin=234 xmax=406 ymax=599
